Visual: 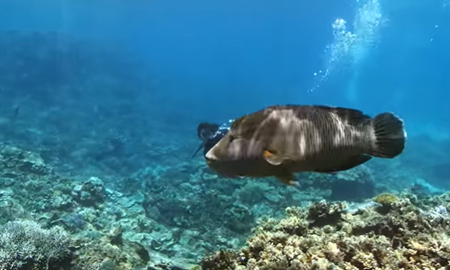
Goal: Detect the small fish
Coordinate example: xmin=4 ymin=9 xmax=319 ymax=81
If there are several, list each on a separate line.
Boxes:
xmin=205 ymin=105 xmax=407 ymax=186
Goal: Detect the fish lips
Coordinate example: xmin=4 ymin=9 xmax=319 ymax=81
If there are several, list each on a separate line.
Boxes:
xmin=205 ymin=148 xmax=217 ymax=161
xmin=205 ymin=150 xmax=222 ymax=168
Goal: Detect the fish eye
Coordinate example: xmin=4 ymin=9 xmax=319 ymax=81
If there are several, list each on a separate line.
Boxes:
xmin=229 ymin=135 xmax=235 ymax=142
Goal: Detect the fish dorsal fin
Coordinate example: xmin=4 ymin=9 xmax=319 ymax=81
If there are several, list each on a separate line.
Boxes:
xmin=263 ymin=150 xmax=285 ymax=166
xmin=314 ymin=105 xmax=371 ymax=125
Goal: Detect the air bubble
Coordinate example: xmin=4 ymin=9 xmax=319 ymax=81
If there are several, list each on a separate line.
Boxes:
xmin=309 ymin=0 xmax=387 ymax=92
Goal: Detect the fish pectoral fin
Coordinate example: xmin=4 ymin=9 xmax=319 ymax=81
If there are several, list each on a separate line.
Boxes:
xmin=316 ymin=155 xmax=372 ymax=173
xmin=263 ymin=150 xmax=285 ymax=166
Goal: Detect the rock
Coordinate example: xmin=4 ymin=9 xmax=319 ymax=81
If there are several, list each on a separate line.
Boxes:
xmin=108 ymin=226 xmax=123 ymax=246
xmin=52 ymin=194 xmax=73 ymax=210
xmin=99 ymin=258 xmax=117 ymax=270
xmin=72 ymin=177 xmax=106 ymax=207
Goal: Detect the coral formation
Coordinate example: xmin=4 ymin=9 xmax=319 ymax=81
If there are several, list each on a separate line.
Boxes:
xmin=0 ymin=144 xmax=196 ymax=269
xmin=373 ymin=192 xmax=399 ymax=207
xmin=201 ymin=194 xmax=450 ymax=270
xmin=1 ymin=142 xmax=448 ymax=269
xmin=72 ymin=176 xmax=107 ymax=207
xmin=0 ymin=220 xmax=72 ymax=269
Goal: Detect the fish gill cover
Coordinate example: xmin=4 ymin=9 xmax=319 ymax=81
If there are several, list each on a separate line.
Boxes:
xmin=0 ymin=0 xmax=449 ymax=269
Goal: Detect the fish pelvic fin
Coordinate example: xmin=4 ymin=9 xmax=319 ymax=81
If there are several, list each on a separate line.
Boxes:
xmin=369 ymin=112 xmax=407 ymax=158
xmin=274 ymin=169 xmax=301 ymax=187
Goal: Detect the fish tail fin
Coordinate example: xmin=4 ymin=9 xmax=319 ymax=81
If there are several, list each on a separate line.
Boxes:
xmin=369 ymin=112 xmax=407 ymax=158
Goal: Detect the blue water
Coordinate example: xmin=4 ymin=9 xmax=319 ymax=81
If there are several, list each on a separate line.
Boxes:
xmin=2 ymin=0 xmax=448 ymax=130
xmin=1 ymin=0 xmax=450 ymax=267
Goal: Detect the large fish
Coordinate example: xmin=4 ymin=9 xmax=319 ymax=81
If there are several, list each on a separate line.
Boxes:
xmin=204 ymin=105 xmax=407 ymax=185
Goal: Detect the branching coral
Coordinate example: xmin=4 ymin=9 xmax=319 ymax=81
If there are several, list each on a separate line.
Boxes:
xmin=0 ymin=220 xmax=72 ymax=270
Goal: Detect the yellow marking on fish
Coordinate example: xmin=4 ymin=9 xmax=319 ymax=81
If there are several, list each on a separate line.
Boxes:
xmin=263 ymin=150 xmax=275 ymax=159
xmin=263 ymin=150 xmax=284 ymax=165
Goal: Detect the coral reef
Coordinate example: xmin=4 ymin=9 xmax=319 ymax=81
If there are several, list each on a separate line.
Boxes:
xmin=201 ymin=194 xmax=450 ymax=270
xmin=373 ymin=192 xmax=399 ymax=206
xmin=1 ymin=141 xmax=447 ymax=269
xmin=0 ymin=220 xmax=72 ymax=269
